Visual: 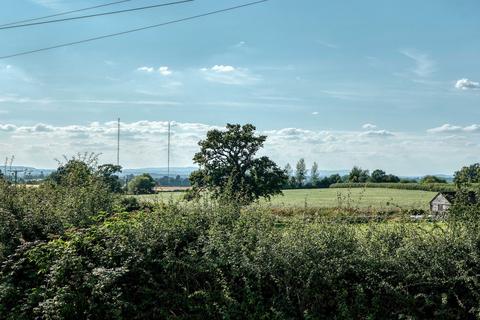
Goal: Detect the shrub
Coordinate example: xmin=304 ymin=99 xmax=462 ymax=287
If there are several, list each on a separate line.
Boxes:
xmin=2 ymin=203 xmax=480 ymax=319
xmin=128 ymin=174 xmax=156 ymax=195
xmin=0 ymin=159 xmax=117 ymax=259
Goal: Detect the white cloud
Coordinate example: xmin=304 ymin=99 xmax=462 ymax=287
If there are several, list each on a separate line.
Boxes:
xmin=362 ymin=123 xmax=377 ymax=130
xmin=312 ymin=111 xmax=319 ymax=115
xmin=428 ymin=124 xmax=480 ymax=133
xmin=211 ymin=65 xmax=236 ymax=73
xmin=158 ymin=66 xmax=172 ymax=76
xmin=137 ymin=66 xmax=155 ymax=73
xmin=401 ymin=49 xmax=435 ymax=77
xmin=455 ymin=78 xmax=480 ymax=90
xmin=1 ymin=121 xmax=479 ymax=175
xmin=359 ymin=130 xmax=394 ymax=138
xmin=0 ymin=124 xmax=16 ymax=132
xmin=201 ymin=65 xmax=259 ymax=85
xmin=137 ymin=66 xmax=173 ymax=76
xmin=235 ymin=41 xmax=246 ymax=48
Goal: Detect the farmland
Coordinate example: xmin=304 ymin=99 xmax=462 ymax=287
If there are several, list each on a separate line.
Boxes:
xmin=136 ymin=188 xmax=437 ymax=210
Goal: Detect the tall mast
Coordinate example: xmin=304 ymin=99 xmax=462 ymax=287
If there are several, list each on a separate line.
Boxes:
xmin=167 ymin=121 xmax=171 ymax=182
xmin=117 ymin=118 xmax=120 ymax=166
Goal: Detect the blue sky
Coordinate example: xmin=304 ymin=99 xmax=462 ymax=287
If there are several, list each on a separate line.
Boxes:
xmin=0 ymin=0 xmax=480 ymax=175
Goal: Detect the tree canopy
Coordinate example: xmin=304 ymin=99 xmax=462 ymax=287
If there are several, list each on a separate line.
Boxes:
xmin=128 ymin=174 xmax=156 ymax=195
xmin=348 ymin=166 xmax=370 ymax=183
xmin=295 ymin=158 xmax=307 ymax=187
xmin=420 ymin=175 xmax=447 ymax=184
xmin=188 ymin=124 xmax=287 ymax=204
xmin=454 ymin=163 xmax=480 ymax=186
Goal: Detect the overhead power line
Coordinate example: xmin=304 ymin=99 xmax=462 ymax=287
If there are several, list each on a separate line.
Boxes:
xmin=0 ymin=0 xmax=137 ymax=28
xmin=0 ymin=0 xmax=268 ymax=60
xmin=0 ymin=0 xmax=194 ymax=31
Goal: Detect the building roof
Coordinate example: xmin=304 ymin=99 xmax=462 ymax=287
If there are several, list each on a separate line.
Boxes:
xmin=430 ymin=191 xmax=477 ymax=205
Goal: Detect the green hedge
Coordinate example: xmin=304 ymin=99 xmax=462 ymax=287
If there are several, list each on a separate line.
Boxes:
xmin=329 ymin=182 xmax=457 ymax=192
xmin=2 ymin=203 xmax=480 ymax=319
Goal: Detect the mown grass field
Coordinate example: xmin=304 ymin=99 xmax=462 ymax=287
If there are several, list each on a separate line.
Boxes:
xmin=136 ymin=188 xmax=438 ymax=210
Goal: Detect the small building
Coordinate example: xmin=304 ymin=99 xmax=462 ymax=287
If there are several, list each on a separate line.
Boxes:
xmin=429 ymin=192 xmax=456 ymax=215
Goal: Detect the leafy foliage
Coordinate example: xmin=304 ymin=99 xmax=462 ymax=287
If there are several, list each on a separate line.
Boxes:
xmin=420 ymin=175 xmax=448 ymax=184
xmin=0 ymin=157 xmax=118 ymax=259
xmin=348 ymin=166 xmax=370 ymax=183
xmin=295 ymin=158 xmax=307 ymax=187
xmin=454 ymin=163 xmax=480 ymax=186
xmin=2 ymin=202 xmax=480 ymax=319
xmin=370 ymin=169 xmax=400 ymax=183
xmin=188 ymin=124 xmax=288 ymax=204
xmin=127 ymin=173 xmax=156 ymax=195
xmin=311 ymin=161 xmax=320 ymax=186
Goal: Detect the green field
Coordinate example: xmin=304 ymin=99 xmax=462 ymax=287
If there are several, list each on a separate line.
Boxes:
xmin=136 ymin=188 xmax=438 ymax=210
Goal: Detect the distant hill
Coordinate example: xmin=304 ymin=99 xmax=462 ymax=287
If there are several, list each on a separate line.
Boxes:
xmin=121 ymin=167 xmax=198 ymax=178
xmin=317 ymin=170 xmax=350 ymax=177
xmin=4 ymin=166 xmax=454 ymax=181
xmin=0 ymin=166 xmax=54 ymax=177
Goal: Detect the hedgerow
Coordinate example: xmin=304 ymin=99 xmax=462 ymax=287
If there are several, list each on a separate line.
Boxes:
xmin=330 ymin=182 xmax=458 ymax=192
xmin=1 ymin=201 xmax=480 ymax=319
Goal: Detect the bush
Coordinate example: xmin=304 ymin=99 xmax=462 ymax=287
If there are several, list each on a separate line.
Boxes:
xmin=2 ymin=202 xmax=480 ymax=319
xmin=128 ymin=174 xmax=156 ymax=195
xmin=0 ymin=159 xmax=118 ymax=259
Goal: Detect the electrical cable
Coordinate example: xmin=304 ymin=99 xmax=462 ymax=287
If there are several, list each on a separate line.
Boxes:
xmin=0 ymin=0 xmax=194 ymax=31
xmin=0 ymin=0 xmax=268 ymax=60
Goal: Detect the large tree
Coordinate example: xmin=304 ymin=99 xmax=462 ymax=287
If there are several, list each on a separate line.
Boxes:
xmin=189 ymin=124 xmax=288 ymax=204
xmin=348 ymin=166 xmax=370 ymax=183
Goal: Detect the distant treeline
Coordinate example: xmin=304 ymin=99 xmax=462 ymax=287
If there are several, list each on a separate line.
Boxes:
xmin=283 ymin=159 xmax=451 ymax=189
xmin=329 ymin=182 xmax=458 ymax=192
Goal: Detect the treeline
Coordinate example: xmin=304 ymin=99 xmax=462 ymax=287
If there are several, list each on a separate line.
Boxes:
xmin=330 ymin=182 xmax=457 ymax=192
xmin=283 ymin=159 xmax=449 ymax=189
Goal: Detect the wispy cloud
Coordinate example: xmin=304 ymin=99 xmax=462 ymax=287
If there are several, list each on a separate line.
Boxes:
xmin=400 ymin=49 xmax=435 ymax=77
xmin=30 ymin=0 xmax=64 ymax=10
xmin=317 ymin=40 xmax=338 ymax=49
xmin=0 ymin=94 xmax=52 ymax=104
xmin=0 ymin=64 xmax=34 ymax=83
xmin=0 ymin=94 xmax=179 ymax=106
xmin=362 ymin=123 xmax=377 ymax=130
xmin=359 ymin=130 xmax=394 ymax=138
xmin=428 ymin=124 xmax=480 ymax=133
xmin=137 ymin=66 xmax=173 ymax=76
xmin=455 ymin=78 xmax=480 ymax=90
xmin=200 ymin=65 xmax=260 ymax=85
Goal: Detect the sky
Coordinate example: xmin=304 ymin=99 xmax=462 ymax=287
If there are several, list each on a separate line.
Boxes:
xmin=0 ymin=0 xmax=479 ymax=175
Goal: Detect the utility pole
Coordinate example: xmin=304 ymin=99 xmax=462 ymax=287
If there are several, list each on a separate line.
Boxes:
xmin=117 ymin=118 xmax=121 ymax=167
xmin=167 ymin=121 xmax=171 ymax=185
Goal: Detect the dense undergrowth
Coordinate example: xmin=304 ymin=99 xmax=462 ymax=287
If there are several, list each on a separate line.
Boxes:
xmin=1 ymin=166 xmax=480 ymax=319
